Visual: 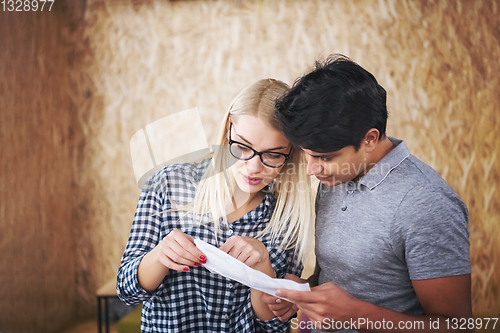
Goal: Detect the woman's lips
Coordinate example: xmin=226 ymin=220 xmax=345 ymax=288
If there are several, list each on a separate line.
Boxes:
xmin=315 ymin=175 xmax=331 ymax=182
xmin=241 ymin=174 xmax=263 ymax=186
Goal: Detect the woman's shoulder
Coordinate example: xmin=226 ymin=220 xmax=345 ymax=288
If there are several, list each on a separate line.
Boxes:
xmin=164 ymin=158 xmax=211 ymax=178
xmin=143 ymin=158 xmax=211 ymax=193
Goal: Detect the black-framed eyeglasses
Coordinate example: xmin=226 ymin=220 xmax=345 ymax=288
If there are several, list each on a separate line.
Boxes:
xmin=228 ymin=123 xmax=292 ymax=168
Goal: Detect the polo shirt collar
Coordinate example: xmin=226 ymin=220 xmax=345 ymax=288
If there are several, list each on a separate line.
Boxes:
xmin=358 ymin=137 xmax=410 ymax=190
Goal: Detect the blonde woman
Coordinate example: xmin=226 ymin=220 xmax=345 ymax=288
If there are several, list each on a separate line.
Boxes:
xmin=117 ymin=79 xmax=315 ymax=332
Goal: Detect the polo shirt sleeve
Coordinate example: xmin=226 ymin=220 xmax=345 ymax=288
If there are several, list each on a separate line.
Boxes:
xmin=390 ymin=184 xmax=471 ymax=280
xmin=116 ymin=175 xmax=167 ymax=306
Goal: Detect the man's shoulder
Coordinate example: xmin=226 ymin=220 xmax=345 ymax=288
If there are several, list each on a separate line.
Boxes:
xmin=386 ymin=154 xmax=454 ymax=195
xmin=390 ymin=155 xmax=467 ymax=219
xmin=402 ymin=154 xmax=445 ymax=181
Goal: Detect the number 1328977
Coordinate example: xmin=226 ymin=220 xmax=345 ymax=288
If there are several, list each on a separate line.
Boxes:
xmin=445 ymin=318 xmax=498 ymax=330
xmin=2 ymin=0 xmax=54 ymax=11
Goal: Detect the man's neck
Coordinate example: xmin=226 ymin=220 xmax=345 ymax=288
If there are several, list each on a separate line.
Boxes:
xmin=371 ymin=136 xmax=396 ymax=166
xmin=353 ymin=136 xmax=395 ymax=182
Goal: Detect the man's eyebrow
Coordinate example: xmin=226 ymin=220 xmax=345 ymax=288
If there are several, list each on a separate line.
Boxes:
xmin=310 ymin=152 xmax=338 ymax=158
xmin=235 ymin=133 xmax=287 ymax=151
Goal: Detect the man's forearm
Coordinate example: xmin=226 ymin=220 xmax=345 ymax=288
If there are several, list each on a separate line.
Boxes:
xmin=307 ymin=272 xmax=319 ymax=287
xmin=307 ymin=261 xmax=321 ymax=287
xmin=307 ymin=274 xmax=319 ymax=287
xmin=352 ymin=300 xmax=474 ymax=333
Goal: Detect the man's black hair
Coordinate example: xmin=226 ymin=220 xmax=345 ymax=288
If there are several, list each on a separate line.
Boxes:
xmin=276 ymin=54 xmax=388 ymax=153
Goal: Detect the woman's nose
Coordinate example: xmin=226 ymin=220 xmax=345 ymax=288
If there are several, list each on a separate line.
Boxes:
xmin=245 ymin=154 xmax=264 ymax=173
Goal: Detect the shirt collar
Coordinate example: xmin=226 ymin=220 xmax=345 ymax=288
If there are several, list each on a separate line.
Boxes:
xmin=358 ymin=137 xmax=410 ymax=190
xmin=235 ymin=189 xmax=275 ymax=224
xmin=258 ymin=190 xmax=275 ymax=220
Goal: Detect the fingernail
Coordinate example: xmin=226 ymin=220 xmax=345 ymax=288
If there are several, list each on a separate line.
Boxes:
xmin=275 ymin=290 xmax=282 ymax=296
xmin=183 ymin=267 xmax=189 ymax=271
xmin=194 ymin=262 xmax=201 ymax=266
xmin=200 ymin=259 xmax=207 ymax=264
xmin=276 ymin=299 xmax=281 ymax=303
xmin=200 ymin=255 xmax=206 ymax=260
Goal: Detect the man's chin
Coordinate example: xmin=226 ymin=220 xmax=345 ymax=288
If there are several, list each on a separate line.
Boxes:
xmin=315 ymin=175 xmax=339 ymax=186
xmin=315 ymin=176 xmax=335 ymax=186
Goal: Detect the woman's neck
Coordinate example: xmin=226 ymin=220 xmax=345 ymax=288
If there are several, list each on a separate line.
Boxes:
xmin=226 ymin=188 xmax=265 ymax=224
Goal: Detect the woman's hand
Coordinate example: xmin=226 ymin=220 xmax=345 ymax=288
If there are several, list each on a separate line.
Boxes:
xmin=261 ymin=274 xmax=303 ymax=322
xmin=156 ymin=229 xmax=207 ymax=272
xmin=221 ymin=236 xmax=277 ymax=321
xmin=219 ymin=236 xmax=270 ymax=268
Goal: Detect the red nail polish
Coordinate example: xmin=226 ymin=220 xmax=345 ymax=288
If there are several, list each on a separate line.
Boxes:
xmin=200 ymin=255 xmax=206 ymax=260
xmin=194 ymin=262 xmax=201 ymax=266
xmin=183 ymin=267 xmax=189 ymax=271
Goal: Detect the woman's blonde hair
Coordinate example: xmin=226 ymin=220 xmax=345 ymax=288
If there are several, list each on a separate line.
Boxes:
xmin=192 ymin=78 xmax=315 ymax=263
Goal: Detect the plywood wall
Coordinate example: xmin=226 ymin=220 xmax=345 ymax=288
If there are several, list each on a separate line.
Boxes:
xmin=1 ymin=0 xmax=498 ymax=331
xmin=78 ymin=0 xmax=499 ymax=317
xmin=0 ymin=1 xmax=87 ymax=332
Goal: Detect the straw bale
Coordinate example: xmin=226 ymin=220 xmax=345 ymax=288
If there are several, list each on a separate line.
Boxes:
xmin=2 ymin=0 xmax=499 ymax=331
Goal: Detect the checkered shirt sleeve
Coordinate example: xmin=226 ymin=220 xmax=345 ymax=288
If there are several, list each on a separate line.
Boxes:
xmin=117 ymin=159 xmax=303 ymax=332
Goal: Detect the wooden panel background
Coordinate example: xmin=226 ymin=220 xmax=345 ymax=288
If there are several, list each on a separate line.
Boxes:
xmin=0 ymin=1 xmax=87 ymax=332
xmin=1 ymin=0 xmax=498 ymax=331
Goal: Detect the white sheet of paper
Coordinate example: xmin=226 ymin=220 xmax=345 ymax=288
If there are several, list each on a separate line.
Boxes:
xmin=194 ymin=238 xmax=310 ymax=301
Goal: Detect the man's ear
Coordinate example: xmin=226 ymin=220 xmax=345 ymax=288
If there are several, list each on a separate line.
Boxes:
xmin=363 ymin=128 xmax=380 ymax=153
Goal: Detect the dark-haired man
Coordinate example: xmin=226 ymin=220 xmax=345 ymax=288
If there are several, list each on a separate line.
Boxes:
xmin=263 ymin=55 xmax=472 ymax=332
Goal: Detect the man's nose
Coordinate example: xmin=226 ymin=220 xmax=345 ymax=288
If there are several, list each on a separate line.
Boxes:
xmin=305 ymin=155 xmax=322 ymax=175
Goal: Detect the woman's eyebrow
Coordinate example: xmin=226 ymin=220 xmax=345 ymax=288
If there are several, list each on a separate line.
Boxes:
xmin=266 ymin=146 xmax=288 ymax=151
xmin=236 ymin=133 xmax=288 ymax=151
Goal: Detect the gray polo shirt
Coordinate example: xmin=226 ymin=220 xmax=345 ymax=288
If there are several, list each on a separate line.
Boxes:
xmin=313 ymin=138 xmax=470 ymax=332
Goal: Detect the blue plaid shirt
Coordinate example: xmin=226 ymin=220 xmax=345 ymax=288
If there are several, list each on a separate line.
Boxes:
xmin=117 ymin=159 xmax=302 ymax=332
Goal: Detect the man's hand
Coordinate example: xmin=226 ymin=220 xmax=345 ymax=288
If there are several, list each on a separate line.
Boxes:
xmin=261 ymin=274 xmax=303 ymax=322
xmin=276 ymin=282 xmax=359 ymax=331
xmin=276 ymin=275 xmax=474 ymax=333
